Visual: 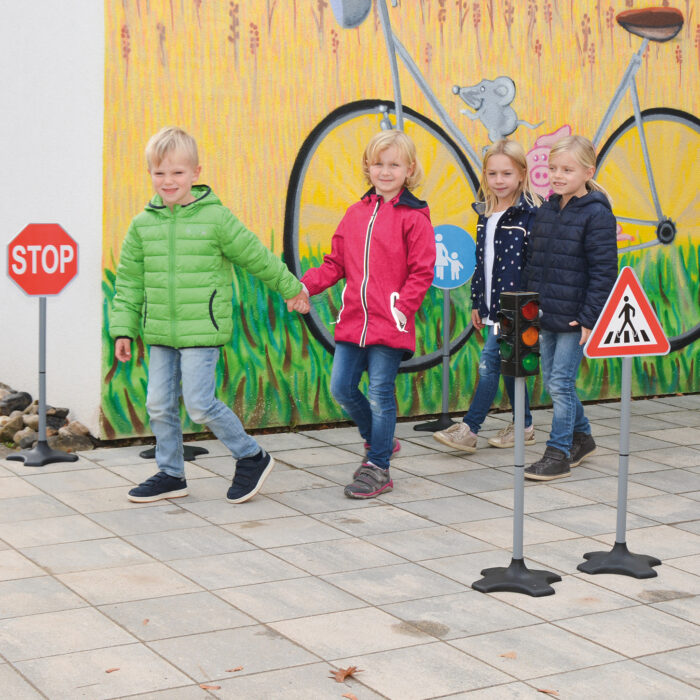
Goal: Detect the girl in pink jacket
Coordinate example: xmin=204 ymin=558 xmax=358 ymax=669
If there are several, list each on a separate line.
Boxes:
xmin=302 ymin=130 xmax=435 ymax=498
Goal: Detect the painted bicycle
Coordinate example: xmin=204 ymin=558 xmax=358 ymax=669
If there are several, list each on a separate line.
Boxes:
xmin=284 ymin=1 xmax=699 ymax=372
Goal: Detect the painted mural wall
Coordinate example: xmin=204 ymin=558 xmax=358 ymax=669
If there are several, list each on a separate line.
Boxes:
xmin=102 ymin=0 xmax=699 ymax=439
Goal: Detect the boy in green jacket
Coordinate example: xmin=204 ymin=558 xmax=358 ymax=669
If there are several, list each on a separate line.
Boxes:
xmin=110 ymin=126 xmax=309 ymax=504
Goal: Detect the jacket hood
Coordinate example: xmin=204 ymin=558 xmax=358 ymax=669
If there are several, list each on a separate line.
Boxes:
xmin=547 ymin=189 xmax=613 ymax=212
xmin=146 ymin=184 xmax=219 ymax=212
xmin=471 ymin=192 xmax=541 ymax=217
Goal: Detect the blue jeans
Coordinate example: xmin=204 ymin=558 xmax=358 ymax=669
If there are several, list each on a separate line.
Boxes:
xmin=146 ymin=346 xmax=260 ymax=478
xmin=539 ymin=329 xmax=590 ymax=456
xmin=463 ymin=325 xmax=532 ymax=433
xmin=330 ymin=342 xmax=404 ymax=469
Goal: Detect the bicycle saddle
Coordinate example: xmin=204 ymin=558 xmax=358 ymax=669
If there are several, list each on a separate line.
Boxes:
xmin=616 ymin=7 xmax=683 ymax=42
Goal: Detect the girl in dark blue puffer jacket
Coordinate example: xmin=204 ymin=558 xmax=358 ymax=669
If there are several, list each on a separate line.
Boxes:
xmin=521 ymin=135 xmax=618 ymax=481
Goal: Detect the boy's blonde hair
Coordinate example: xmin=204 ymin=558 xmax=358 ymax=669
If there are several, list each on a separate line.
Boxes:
xmin=362 ymin=130 xmax=423 ymax=191
xmin=145 ymin=126 xmax=199 ymax=170
xmin=478 ymin=139 xmax=539 ymax=217
xmin=548 ymin=134 xmax=613 ymax=205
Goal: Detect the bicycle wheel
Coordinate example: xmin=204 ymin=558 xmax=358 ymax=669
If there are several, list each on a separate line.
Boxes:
xmin=284 ymin=99 xmax=480 ymax=372
xmin=595 ymin=108 xmax=700 ymax=349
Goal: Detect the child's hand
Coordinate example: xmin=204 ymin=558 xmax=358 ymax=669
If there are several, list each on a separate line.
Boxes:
xmin=471 ymin=309 xmax=484 ymax=330
xmin=569 ymin=320 xmax=591 ymax=345
xmin=115 ymin=338 xmax=132 ymax=362
xmin=286 ymin=290 xmax=310 ymax=314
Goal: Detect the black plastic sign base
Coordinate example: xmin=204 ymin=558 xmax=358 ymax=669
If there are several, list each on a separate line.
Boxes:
xmin=413 ymin=414 xmax=456 ymax=432
xmin=6 ymin=440 xmax=79 ymax=467
xmin=472 ymin=557 xmax=561 ymax=597
xmin=578 ymin=540 xmax=661 ymax=578
xmin=139 ymin=445 xmax=209 ymax=461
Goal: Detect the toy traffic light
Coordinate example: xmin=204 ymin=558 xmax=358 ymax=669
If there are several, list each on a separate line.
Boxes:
xmin=497 ymin=292 xmax=540 ymax=377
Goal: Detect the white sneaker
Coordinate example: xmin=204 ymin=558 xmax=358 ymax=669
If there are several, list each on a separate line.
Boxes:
xmin=433 ymin=422 xmax=477 ymax=452
xmin=488 ymin=423 xmax=536 ymax=448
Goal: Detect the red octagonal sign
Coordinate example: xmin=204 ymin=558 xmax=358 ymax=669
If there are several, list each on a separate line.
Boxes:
xmin=7 ymin=223 xmax=78 ymax=296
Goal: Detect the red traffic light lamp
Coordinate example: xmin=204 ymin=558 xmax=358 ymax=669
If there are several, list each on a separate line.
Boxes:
xmin=497 ymin=292 xmax=540 ymax=377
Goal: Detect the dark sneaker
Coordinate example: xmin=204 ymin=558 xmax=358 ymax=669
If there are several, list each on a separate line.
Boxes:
xmin=524 ymin=446 xmax=571 ymax=481
xmin=128 ymin=471 xmax=188 ymax=503
xmin=570 ymin=432 xmax=596 ymax=467
xmin=227 ymin=450 xmax=275 ymax=503
xmin=345 ymin=463 xmax=393 ymax=499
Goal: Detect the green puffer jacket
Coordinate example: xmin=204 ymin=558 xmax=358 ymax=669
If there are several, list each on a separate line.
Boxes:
xmin=109 ymin=185 xmax=302 ymax=347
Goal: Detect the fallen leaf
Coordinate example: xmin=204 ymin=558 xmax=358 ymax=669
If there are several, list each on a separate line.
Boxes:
xmin=226 ymin=666 xmax=243 ymax=672
xmin=142 ymin=619 xmax=149 ymax=625
xmin=329 ymin=665 xmax=363 ymax=682
xmin=342 ymin=694 xmax=359 ymax=700
xmin=199 ymin=684 xmax=221 ymax=690
xmin=105 ymin=668 xmax=119 ymax=674
xmin=500 ymin=651 xmax=517 ymax=659
xmin=537 ymin=690 xmax=560 ymax=697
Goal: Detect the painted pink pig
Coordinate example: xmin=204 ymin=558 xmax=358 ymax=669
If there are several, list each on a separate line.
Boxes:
xmin=526 ymin=124 xmax=572 ymax=198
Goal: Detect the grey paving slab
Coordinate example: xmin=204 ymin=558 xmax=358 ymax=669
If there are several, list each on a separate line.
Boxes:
xmin=115 ymin=687 xmax=211 ymax=699
xmin=595 ymin=433 xmax=679 ymax=452
xmin=638 ymin=645 xmax=700 ymax=689
xmin=57 ymin=561 xmax=202 ymax=605
xmin=578 ymin=403 xmax=622 ymax=419
xmin=304 ymin=461 xmax=413 ymax=485
xmin=376 ymin=475 xmax=464 ymax=503
xmin=380 ymin=590 xmax=540 ymax=640
xmin=258 ymin=468 xmax=337 ymax=494
xmin=167 ymin=549 xmax=307 ymax=589
xmin=634 ymin=446 xmax=700 ymax=468
xmin=584 ymin=452 xmax=676 ymax=475
xmin=0 ymin=549 xmax=45 ymax=580
xmin=171 ymin=475 xmax=233 ymax=502
xmin=298 ymin=425 xmax=362 ymax=444
xmin=334 ymin=642 xmax=513 ymax=699
xmin=556 ymin=605 xmax=700 ymax=656
xmin=0 ymin=607 xmax=135 ymax=662
xmin=14 ymin=643 xmax=192 ymax=699
xmin=124 ymin=525 xmax=255 ymax=560
xmin=178 ymin=495 xmax=300 ymax=524
xmin=0 ymin=575 xmax=87 ymax=619
xmin=679 ymin=521 xmax=700 ymax=535
xmin=398 ymin=494 xmax=512 ymax=525
xmin=53 ymin=485 xmax=156 ymax=513
xmin=530 ymin=503 xmax=657 ymax=536
xmin=149 ymin=625 xmax=319 ymax=682
xmin=630 ymin=467 xmax=700 ymax=493
xmin=99 ymin=591 xmax=255 ymax=640
xmin=364 ymin=525 xmax=493 ymax=561
xmin=667 ymin=553 xmax=700 ymax=576
xmin=653 ymin=395 xmax=700 ymax=410
xmin=421 ymin=550 xmax=546 ymax=586
xmin=107 ymin=461 xmax=213 ymax=483
xmin=323 ymin=562 xmax=466 ymax=605
xmin=0 ymin=663 xmax=43 ymax=699
xmin=0 ymin=514 xmax=113 ymax=548
xmin=551 ymin=475 xmax=665 ymax=502
xmin=594 ymin=523 xmax=700 ymax=559
xmin=524 ymin=536 xmax=618 ymax=575
xmin=454 ymin=516 xmax=580 ymax=550
xmin=269 ymin=607 xmax=433 ymax=658
xmin=211 ymin=661 xmax=384 ymax=699
xmin=640 ymin=427 xmax=700 ymax=445
xmin=217 ymin=576 xmax=365 ymax=622
xmin=0 ymin=494 xmax=76 ymax=523
xmin=532 ymin=659 xmax=700 ymax=699
xmin=652 ymin=594 xmax=700 ymax=624
xmin=626 ymin=493 xmax=700 ymax=524
xmin=270 ymin=537 xmax=405 ymax=575
xmin=22 ymin=467 xmax=131 ymax=493
xmin=628 ymin=399 xmax=682 ymax=415
xmin=257 ymin=431 xmax=330 ymax=451
xmin=0 ymin=476 xmax=42 ymax=499
xmin=313 ymin=503 xmax=433 ymax=535
xmin=445 ymin=683 xmax=546 ymax=699
xmin=0 ymin=455 xmax=95 ymax=476
xmin=391 ymin=451 xmax=485 ymax=476
xmin=654 ymin=408 xmax=700 ymax=427
xmin=271 ymin=445 xmax=359 ymax=468
xmin=87 ymin=504 xmax=209 ymax=536
xmin=21 ymin=537 xmax=153 ymax=574
xmin=224 ymin=514 xmax=348 ymax=548
xmin=451 ymin=622 xmax=622 ymax=680
xmin=427 ymin=467 xmax=525 ymax=494
xmin=477 ymin=485 xmax=596 ymax=513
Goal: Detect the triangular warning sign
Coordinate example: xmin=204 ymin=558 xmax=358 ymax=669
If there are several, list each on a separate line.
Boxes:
xmin=585 ymin=266 xmax=670 ymax=358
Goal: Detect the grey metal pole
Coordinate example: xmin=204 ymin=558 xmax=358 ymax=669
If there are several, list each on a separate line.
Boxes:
xmin=38 ymin=296 xmax=47 ymax=442
xmin=441 ymin=289 xmax=450 ymax=414
xmin=377 ymin=0 xmax=404 ymax=130
xmin=616 ymin=357 xmax=632 ymax=542
xmin=512 ymin=376 xmax=525 ymax=560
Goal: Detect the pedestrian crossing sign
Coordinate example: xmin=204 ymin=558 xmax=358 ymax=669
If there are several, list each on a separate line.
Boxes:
xmin=585 ymin=266 xmax=670 ymax=358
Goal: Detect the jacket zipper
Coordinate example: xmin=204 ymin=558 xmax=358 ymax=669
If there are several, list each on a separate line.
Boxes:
xmin=168 ymin=210 xmax=177 ymax=341
xmin=359 ymin=199 xmax=381 ymax=346
xmin=209 ymin=290 xmax=219 ymax=330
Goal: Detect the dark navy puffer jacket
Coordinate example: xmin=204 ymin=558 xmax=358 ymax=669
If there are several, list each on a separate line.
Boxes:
xmin=521 ymin=190 xmax=618 ymax=332
xmin=470 ymin=194 xmax=539 ymax=323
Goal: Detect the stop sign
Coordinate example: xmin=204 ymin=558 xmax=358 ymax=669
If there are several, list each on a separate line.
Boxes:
xmin=7 ymin=223 xmax=78 ymax=295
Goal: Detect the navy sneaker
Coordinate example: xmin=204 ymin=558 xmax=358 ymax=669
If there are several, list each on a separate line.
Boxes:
xmin=345 ymin=463 xmax=393 ymax=499
xmin=128 ymin=471 xmax=188 ymax=503
xmin=227 ymin=450 xmax=275 ymax=503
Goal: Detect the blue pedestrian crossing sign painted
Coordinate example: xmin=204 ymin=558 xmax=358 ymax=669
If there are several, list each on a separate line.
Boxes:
xmin=432 ymin=224 xmax=476 ymax=290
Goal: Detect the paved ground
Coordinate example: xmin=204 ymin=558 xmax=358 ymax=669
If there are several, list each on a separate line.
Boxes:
xmin=1 ymin=395 xmax=699 ymax=699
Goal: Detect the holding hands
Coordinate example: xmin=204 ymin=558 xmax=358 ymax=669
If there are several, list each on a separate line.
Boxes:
xmin=287 ymin=289 xmax=310 ymax=314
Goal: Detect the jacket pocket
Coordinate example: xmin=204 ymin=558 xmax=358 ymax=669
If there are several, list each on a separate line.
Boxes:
xmin=208 ymin=290 xmax=219 ymax=330
xmin=333 ymin=285 xmax=347 ymax=325
xmin=143 ymin=292 xmax=148 ymax=328
xmin=390 ymin=292 xmax=407 ymax=332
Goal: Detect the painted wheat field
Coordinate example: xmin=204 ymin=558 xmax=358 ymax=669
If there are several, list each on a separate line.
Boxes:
xmin=102 ymin=0 xmax=699 ymax=437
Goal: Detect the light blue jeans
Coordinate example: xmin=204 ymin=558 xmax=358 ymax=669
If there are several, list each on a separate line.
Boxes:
xmin=539 ymin=329 xmax=591 ymax=456
xmin=463 ymin=325 xmax=532 ymax=433
xmin=146 ymin=346 xmax=260 ymax=478
xmin=330 ymin=342 xmax=404 ymax=469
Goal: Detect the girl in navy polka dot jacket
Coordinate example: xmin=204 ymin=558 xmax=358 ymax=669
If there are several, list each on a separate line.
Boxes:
xmin=435 ymin=140 xmax=541 ymax=453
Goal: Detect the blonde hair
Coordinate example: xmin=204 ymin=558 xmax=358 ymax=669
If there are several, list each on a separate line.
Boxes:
xmin=362 ymin=130 xmax=423 ymax=191
xmin=548 ymin=134 xmax=613 ymax=205
xmin=477 ymin=139 xmax=540 ymax=217
xmin=145 ymin=126 xmax=199 ymax=170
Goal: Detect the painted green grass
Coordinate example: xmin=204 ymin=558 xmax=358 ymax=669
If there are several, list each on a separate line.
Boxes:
xmin=101 ymin=238 xmax=699 ymax=438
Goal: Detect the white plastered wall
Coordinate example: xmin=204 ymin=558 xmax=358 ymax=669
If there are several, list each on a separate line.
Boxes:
xmin=0 ymin=2 xmax=105 ymax=436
